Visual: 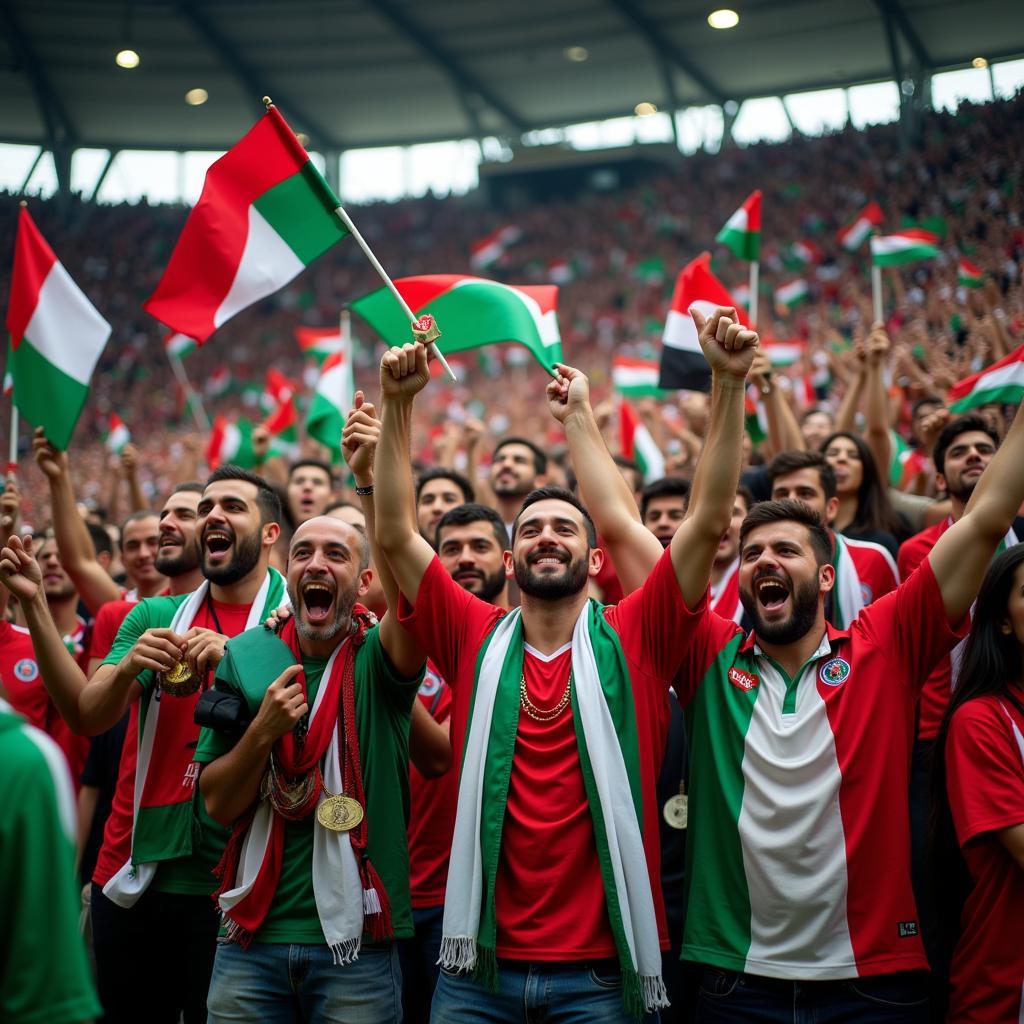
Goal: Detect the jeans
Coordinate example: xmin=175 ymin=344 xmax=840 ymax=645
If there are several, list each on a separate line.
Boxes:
xmin=430 ymin=960 xmax=661 ymax=1023
xmin=399 ymin=904 xmax=444 ymax=1024
xmin=206 ymin=940 xmax=402 ymax=1024
xmin=695 ymin=968 xmax=930 ymax=1023
xmin=90 ymin=882 xmax=219 ymax=1024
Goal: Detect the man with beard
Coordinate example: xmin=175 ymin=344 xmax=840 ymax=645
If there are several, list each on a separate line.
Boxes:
xmin=662 ymin=397 xmax=1024 ymax=1020
xmin=374 ymin=306 xmax=757 ymax=1022
xmin=416 ymin=467 xmax=475 ymax=544
xmin=195 ymin=395 xmax=424 ymax=1024
xmin=0 ymin=465 xmax=287 ymax=1024
xmin=487 ymin=437 xmax=548 ymax=537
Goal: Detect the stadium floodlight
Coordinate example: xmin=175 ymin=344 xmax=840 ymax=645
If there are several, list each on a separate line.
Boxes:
xmin=185 ymin=88 xmax=209 ymax=106
xmin=115 ymin=48 xmax=140 ymax=69
xmin=564 ymin=46 xmax=589 ymax=62
xmin=972 ymin=56 xmax=988 ymax=68
xmin=707 ymin=9 xmax=739 ymax=29
xmin=634 ymin=102 xmax=658 ymax=117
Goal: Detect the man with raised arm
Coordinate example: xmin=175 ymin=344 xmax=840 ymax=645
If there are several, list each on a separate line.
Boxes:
xmin=373 ymin=307 xmax=757 ymax=1022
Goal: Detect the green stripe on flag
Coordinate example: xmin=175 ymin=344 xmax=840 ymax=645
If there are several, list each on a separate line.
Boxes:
xmin=11 ymin=340 xmax=89 ymax=450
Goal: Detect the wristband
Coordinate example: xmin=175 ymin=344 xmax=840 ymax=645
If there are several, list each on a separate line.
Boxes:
xmin=354 ymin=484 xmax=374 ymax=496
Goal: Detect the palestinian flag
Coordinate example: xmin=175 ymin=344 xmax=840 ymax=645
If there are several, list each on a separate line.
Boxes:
xmin=206 ymin=366 xmax=232 ymax=397
xmin=783 ymin=239 xmax=824 ymax=269
xmin=163 ymin=332 xmax=197 ymax=360
xmin=144 ymin=105 xmax=348 ymax=343
xmin=6 ymin=206 xmax=111 ymax=449
xmin=306 ymin=348 xmax=354 ymax=459
xmin=888 ymin=430 xmax=928 ymax=489
xmin=762 ymin=340 xmax=804 ymax=367
xmin=837 ymin=200 xmax=883 ymax=251
xmin=103 ymin=413 xmax=130 ymax=455
xmin=469 ymin=225 xmax=522 ymax=271
xmin=774 ymin=279 xmax=810 ymax=311
xmin=949 ymin=344 xmax=1024 ymax=412
xmin=206 ymin=416 xmax=256 ymax=469
xmin=612 ymin=356 xmax=668 ymax=398
xmin=659 ymin=252 xmax=738 ymax=391
xmin=263 ymin=397 xmax=299 ymax=459
xmin=352 ymin=274 xmax=562 ymax=372
xmin=620 ymin=398 xmax=665 ymax=483
xmin=958 ymin=257 xmax=984 ymax=288
xmin=295 ymin=326 xmax=344 ymax=364
xmin=732 ymin=283 xmax=751 ymax=315
xmin=870 ymin=229 xmax=940 ymax=267
xmin=745 ymin=388 xmax=767 ymax=445
xmin=715 ymin=191 xmax=761 ymax=262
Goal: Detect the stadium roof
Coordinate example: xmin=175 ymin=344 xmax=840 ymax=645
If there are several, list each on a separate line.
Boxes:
xmin=2 ymin=0 xmax=1022 ymax=154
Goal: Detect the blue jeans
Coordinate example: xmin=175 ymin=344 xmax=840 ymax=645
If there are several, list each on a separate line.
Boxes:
xmin=430 ymin=960 xmax=660 ymax=1023
xmin=206 ymin=940 xmax=402 ymax=1024
xmin=399 ymin=905 xmax=444 ymax=1024
xmin=695 ymin=968 xmax=930 ymax=1023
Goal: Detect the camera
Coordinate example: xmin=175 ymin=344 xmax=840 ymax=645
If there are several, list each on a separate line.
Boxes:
xmin=194 ymin=682 xmax=252 ymax=736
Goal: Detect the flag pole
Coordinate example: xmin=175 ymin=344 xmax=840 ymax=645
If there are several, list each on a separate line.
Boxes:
xmin=8 ymin=404 xmax=18 ymax=473
xmin=166 ymin=350 xmax=211 ymax=432
xmin=748 ymin=260 xmax=759 ymax=328
xmin=871 ymin=264 xmax=884 ymax=323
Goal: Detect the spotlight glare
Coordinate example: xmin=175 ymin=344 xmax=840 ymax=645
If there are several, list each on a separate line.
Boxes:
xmin=971 ymin=56 xmax=988 ymax=68
xmin=115 ymin=48 xmax=140 ymax=69
xmin=707 ymin=9 xmax=739 ymax=29
xmin=634 ymin=101 xmax=658 ymax=117
xmin=184 ymin=87 xmax=208 ymax=106
xmin=296 ymin=132 xmax=310 ymax=147
xmin=564 ymin=45 xmax=589 ymax=62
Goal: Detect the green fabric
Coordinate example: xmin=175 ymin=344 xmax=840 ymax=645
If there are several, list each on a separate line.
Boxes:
xmin=195 ymin=624 xmax=422 ymax=942
xmin=0 ymin=707 xmax=102 ymax=1024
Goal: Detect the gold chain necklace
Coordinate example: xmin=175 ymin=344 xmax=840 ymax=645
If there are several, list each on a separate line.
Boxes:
xmin=519 ymin=670 xmax=572 ymax=722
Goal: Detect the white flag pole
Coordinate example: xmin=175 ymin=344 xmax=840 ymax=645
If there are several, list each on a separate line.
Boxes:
xmin=748 ymin=260 xmax=759 ymax=328
xmin=8 ymin=404 xmax=18 ymax=472
xmin=166 ymin=350 xmax=211 ymax=432
xmin=339 ymin=309 xmax=354 ymax=413
xmin=871 ymin=263 xmax=884 ymax=323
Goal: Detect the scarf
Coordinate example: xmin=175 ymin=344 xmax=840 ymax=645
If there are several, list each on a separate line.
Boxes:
xmin=440 ymin=600 xmax=667 ymax=1018
xmin=213 ymin=608 xmax=390 ymax=962
xmin=103 ymin=568 xmax=287 ymax=908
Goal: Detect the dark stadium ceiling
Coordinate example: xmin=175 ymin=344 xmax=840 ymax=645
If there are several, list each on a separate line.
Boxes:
xmin=2 ymin=0 xmax=1023 ymax=154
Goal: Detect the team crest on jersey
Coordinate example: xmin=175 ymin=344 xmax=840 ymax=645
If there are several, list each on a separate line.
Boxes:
xmin=819 ymin=657 xmax=851 ymax=687
xmin=859 ymin=582 xmax=874 ymax=604
xmin=13 ymin=659 xmax=39 ymax=683
xmin=728 ymin=666 xmax=759 ymax=692
xmin=418 ymin=669 xmax=442 ymax=699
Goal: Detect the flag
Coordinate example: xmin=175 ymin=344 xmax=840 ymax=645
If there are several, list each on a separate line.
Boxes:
xmin=103 ymin=413 xmax=130 ymax=455
xmin=547 ymin=259 xmax=575 ymax=284
xmin=163 ymin=332 xmax=197 ymax=360
xmin=774 ymin=279 xmax=810 ymax=310
xmin=144 ymin=105 xmax=348 ymax=343
xmin=306 ymin=348 xmax=354 ymax=459
xmin=352 ymin=274 xmax=562 ymax=372
xmin=262 ymin=397 xmax=299 ymax=458
xmin=6 ymin=206 xmax=111 ymax=449
xmin=745 ymin=388 xmax=767 ymax=445
xmin=762 ymin=340 xmax=805 ymax=366
xmin=295 ymin=326 xmax=344 ymax=364
xmin=469 ymin=225 xmax=522 ymax=271
xmin=3 ymin=340 xmax=12 ymax=397
xmin=715 ymin=190 xmax=761 ymax=261
xmin=888 ymin=430 xmax=928 ymax=489
xmin=261 ymin=368 xmax=297 ymax=412
xmin=611 ymin=356 xmax=669 ymax=398
xmin=837 ymin=200 xmax=883 ymax=251
xmin=658 ymin=252 xmax=738 ymax=391
xmin=949 ymin=344 xmax=1024 ymax=412
xmin=957 ymin=257 xmax=984 ymax=288
xmin=206 ymin=416 xmax=256 ymax=469
xmin=619 ymin=398 xmax=665 ymax=483
xmin=783 ymin=239 xmax=824 ymax=269
xmin=206 ymin=366 xmax=232 ymax=397
xmin=870 ymin=229 xmax=940 ymax=267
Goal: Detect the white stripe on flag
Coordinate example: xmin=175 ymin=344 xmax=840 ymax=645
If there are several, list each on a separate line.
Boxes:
xmin=663 ymin=303 xmax=716 ymax=354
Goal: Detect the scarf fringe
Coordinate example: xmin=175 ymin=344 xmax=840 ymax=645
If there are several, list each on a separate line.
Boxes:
xmin=621 ymin=968 xmax=670 ymax=1018
xmin=438 ymin=936 xmax=477 ymax=973
xmin=222 ymin=917 xmax=255 ymax=950
xmin=359 ymin=858 xmax=392 ymax=941
xmin=329 ymin=938 xmax=362 ymax=966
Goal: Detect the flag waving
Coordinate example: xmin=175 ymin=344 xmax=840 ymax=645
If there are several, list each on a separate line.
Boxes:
xmin=145 ymin=105 xmax=348 ymax=343
xmin=949 ymin=344 xmax=1024 ymax=412
xmin=838 ymin=201 xmax=884 ymax=251
xmin=870 ymin=229 xmax=940 ymax=267
xmin=307 ymin=350 xmax=354 ymax=460
xmin=716 ymin=191 xmax=761 ymax=261
xmin=104 ymin=413 xmax=131 ymax=455
xmin=6 ymin=206 xmax=111 ymax=449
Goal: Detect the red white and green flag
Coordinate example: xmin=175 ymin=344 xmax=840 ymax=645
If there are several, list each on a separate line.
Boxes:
xmin=261 ymin=368 xmax=297 ymax=413
xmin=837 ymin=200 xmax=883 ymax=251
xmin=888 ymin=430 xmax=928 ymax=489
xmin=715 ymin=190 xmax=761 ymax=261
xmin=949 ymin=344 xmax=1024 ymax=412
xmin=870 ymin=229 xmax=940 ymax=267
xmin=145 ymin=105 xmax=348 ymax=343
xmin=547 ymin=259 xmax=575 ymax=284
xmin=206 ymin=366 xmax=232 ymax=397
xmin=611 ymin=356 xmax=668 ymax=398
xmin=206 ymin=416 xmax=256 ymax=470
xmin=103 ymin=413 xmax=131 ymax=455
xmin=163 ymin=332 xmax=197 ymax=360
xmin=783 ymin=239 xmax=824 ymax=269
xmin=659 ymin=252 xmax=739 ymax=391
xmin=762 ymin=340 xmax=805 ymax=367
xmin=260 ymin=369 xmax=299 ymax=457
xmin=295 ymin=325 xmax=344 ymax=364
xmin=352 ymin=274 xmax=562 ymax=371
xmin=306 ymin=347 xmax=354 ymax=460
xmin=619 ymin=398 xmax=665 ymax=483
xmin=469 ymin=225 xmax=522 ymax=271
xmin=774 ymin=278 xmax=810 ymax=310
xmin=957 ymin=256 xmax=985 ymax=288
xmin=745 ymin=388 xmax=767 ymax=445
xmin=6 ymin=206 xmax=112 ymax=449
xmin=3 ymin=340 xmax=12 ymax=397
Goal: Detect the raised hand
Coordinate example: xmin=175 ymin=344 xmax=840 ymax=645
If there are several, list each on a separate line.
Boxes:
xmin=546 ymin=363 xmax=592 ymax=424
xmin=690 ymin=306 xmax=758 ymax=381
xmin=342 ymin=391 xmax=380 ymax=480
xmin=380 ymin=341 xmax=432 ymax=399
xmin=251 ymin=664 xmax=306 ymax=743
xmin=120 ymin=443 xmax=140 ymax=474
xmin=32 ymin=427 xmax=68 ymax=480
xmin=0 ymin=474 xmax=21 ymax=536
xmin=866 ymin=322 xmax=890 ymax=367
xmin=0 ymin=533 xmax=42 ymax=605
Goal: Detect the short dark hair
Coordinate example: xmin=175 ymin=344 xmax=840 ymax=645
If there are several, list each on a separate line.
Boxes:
xmin=435 ymin=502 xmax=508 ymax=551
xmin=740 ymin=499 xmax=833 ymax=567
xmin=119 ymin=509 xmax=159 ymax=549
xmin=682 ymin=483 xmax=754 ymax=514
xmin=933 ymin=414 xmax=1000 ymax=476
xmin=205 ymin=465 xmax=283 ymax=525
xmin=416 ymin=466 xmax=475 ymax=504
xmin=511 ymin=486 xmax=597 ymax=548
xmin=911 ymin=396 xmax=943 ymax=420
xmin=86 ymin=521 xmax=113 ymax=558
xmin=288 ymin=459 xmax=334 ymax=484
xmin=170 ymin=481 xmax=204 ymax=496
xmin=323 ymin=498 xmax=359 ymax=516
xmin=640 ymin=477 xmax=691 ymax=521
xmin=493 ymin=436 xmax=548 ymax=476
xmin=767 ymin=450 xmax=837 ymax=500
xmin=800 ymin=406 xmax=835 ymax=426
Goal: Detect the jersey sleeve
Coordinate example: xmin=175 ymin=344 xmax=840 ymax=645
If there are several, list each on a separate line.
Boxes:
xmin=945 ymin=699 xmax=1024 ymax=846
xmin=396 ymin=555 xmax=503 ymax=689
xmin=193 ymin=643 xmax=244 ymax=765
xmin=89 ymin=601 xmax=129 ymax=664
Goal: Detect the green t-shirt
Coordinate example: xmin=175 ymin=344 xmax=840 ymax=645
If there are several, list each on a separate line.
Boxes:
xmin=103 ymin=594 xmax=231 ymax=895
xmin=195 ymin=624 xmax=422 ymax=943
xmin=0 ymin=702 xmax=102 ymax=1024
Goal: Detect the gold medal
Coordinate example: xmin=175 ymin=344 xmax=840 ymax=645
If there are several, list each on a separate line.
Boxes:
xmin=663 ymin=791 xmax=688 ymax=831
xmin=316 ymin=794 xmax=364 ymax=833
xmin=159 ymin=659 xmax=199 ymax=697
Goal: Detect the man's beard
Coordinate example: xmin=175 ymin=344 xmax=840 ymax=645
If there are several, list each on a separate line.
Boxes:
xmin=202 ymin=530 xmax=262 ymax=586
xmin=455 ymin=564 xmax=506 ymax=604
xmin=156 ymin=537 xmax=200 ymax=578
xmin=492 ymin=475 xmax=531 ymax=499
xmin=740 ymin=572 xmax=821 ymax=645
xmin=514 ymin=551 xmax=589 ymax=600
xmin=949 ymin=475 xmax=980 ymax=504
xmin=288 ymin=580 xmax=359 ymax=644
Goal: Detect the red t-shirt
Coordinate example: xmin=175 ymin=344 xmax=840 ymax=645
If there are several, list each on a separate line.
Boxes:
xmin=945 ymin=692 xmax=1024 ymax=1024
xmin=398 ymin=548 xmax=691 ymax=960
xmin=407 ymin=661 xmax=456 ymax=908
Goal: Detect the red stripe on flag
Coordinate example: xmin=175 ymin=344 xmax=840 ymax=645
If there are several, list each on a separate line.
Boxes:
xmin=6 ymin=207 xmax=58 ymax=349
xmin=619 ymin=397 xmax=639 ymax=459
xmin=745 ymin=190 xmax=762 ymax=232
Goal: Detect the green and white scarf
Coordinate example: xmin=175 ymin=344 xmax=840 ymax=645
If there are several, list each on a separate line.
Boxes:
xmin=439 ymin=600 xmax=667 ymax=1017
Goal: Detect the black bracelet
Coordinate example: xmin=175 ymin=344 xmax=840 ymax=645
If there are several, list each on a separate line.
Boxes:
xmin=354 ymin=484 xmax=374 ymax=496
